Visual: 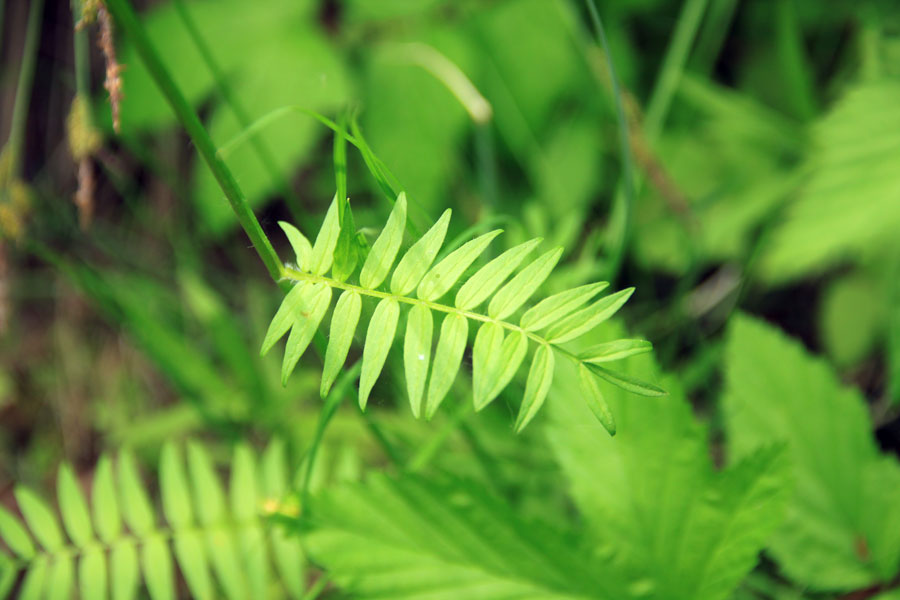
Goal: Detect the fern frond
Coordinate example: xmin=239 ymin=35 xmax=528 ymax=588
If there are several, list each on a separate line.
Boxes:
xmin=0 ymin=441 xmax=305 ymax=600
xmin=265 ymin=193 xmax=665 ymax=434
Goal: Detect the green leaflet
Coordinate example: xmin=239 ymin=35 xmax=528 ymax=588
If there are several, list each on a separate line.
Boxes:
xmin=586 ymin=363 xmax=667 ymax=396
xmin=19 ymin=555 xmax=47 ymax=600
xmin=57 ymin=464 xmax=93 ymax=547
xmin=404 ymin=304 xmax=434 ymax=417
xmin=173 ymin=532 xmax=212 ymax=600
xmin=230 ymin=444 xmax=258 ymax=520
xmin=111 ymin=538 xmax=139 ymax=600
xmin=142 ymin=534 xmax=175 ymax=600
xmin=580 ymin=338 xmax=653 ymax=363
xmin=281 ymin=284 xmax=332 ymax=385
xmin=0 ymin=507 xmax=34 ymax=559
xmin=80 ymin=547 xmax=107 ymax=600
xmin=455 ymin=238 xmax=542 ymax=310
xmin=187 ymin=443 xmax=227 ymax=525
xmin=425 ymin=314 xmax=468 ymax=419
xmin=546 ymin=287 xmax=635 ymax=344
xmin=472 ymin=322 xmax=505 ymax=410
xmin=278 ymin=221 xmax=312 ymax=272
xmin=486 ymin=331 xmax=529 ymax=405
xmin=360 ymin=192 xmax=407 ymax=289
xmin=390 ymin=209 xmax=452 ymax=295
xmin=515 ymin=344 xmax=555 ymax=432
xmin=14 ymin=487 xmax=64 ymax=552
xmin=520 ymin=281 xmax=609 ymax=332
xmin=92 ymin=456 xmax=121 ymax=544
xmin=321 ymin=290 xmax=362 ymax=398
xmin=488 ymin=247 xmax=563 ymax=320
xmin=359 ymin=298 xmax=400 ymax=409
xmin=309 ymin=195 xmax=341 ymax=276
xmin=417 ymin=229 xmax=502 ymax=301
xmin=260 ymin=282 xmax=310 ymax=356
xmin=118 ymin=451 xmax=155 ymax=535
xmin=47 ymin=555 xmax=74 ymax=600
xmin=160 ymin=443 xmax=194 ymax=529
xmin=579 ymin=363 xmax=616 ymax=436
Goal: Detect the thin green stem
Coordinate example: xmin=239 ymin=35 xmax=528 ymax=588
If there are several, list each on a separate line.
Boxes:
xmin=7 ymin=0 xmax=45 ymax=178
xmin=171 ymin=0 xmax=309 ymax=228
xmin=73 ymin=3 xmax=90 ymax=97
xmin=104 ymin=0 xmax=284 ymax=283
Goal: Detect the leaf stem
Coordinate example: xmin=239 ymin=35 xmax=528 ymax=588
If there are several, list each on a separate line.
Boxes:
xmin=6 ymin=0 xmax=44 ymax=178
xmin=104 ymin=0 xmax=284 ymax=283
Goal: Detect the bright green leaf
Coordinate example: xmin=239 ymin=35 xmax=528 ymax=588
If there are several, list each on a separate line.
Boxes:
xmin=278 ymin=221 xmax=313 ymax=272
xmin=360 ymin=193 xmax=407 ymax=289
xmin=14 ymin=487 xmax=64 ymax=551
xmin=0 ymin=505 xmax=34 ymax=559
xmin=187 ymin=442 xmax=227 ymax=526
xmin=520 ymin=282 xmax=609 ymax=332
xmin=260 ymin=282 xmax=310 ymax=356
xmin=390 ymin=209 xmax=452 ymax=295
xmin=472 ymin=322 xmax=504 ymax=410
xmin=580 ymin=339 xmax=653 ymax=363
xmin=282 ymin=283 xmax=332 ymax=385
xmin=515 ymin=344 xmax=555 ymax=432
xmin=230 ymin=444 xmax=258 ymax=521
xmin=310 ymin=195 xmax=341 ymax=276
xmin=585 ymin=363 xmax=666 ymax=396
xmin=578 ymin=363 xmax=615 ymax=436
xmin=92 ymin=455 xmax=121 ymax=544
xmin=359 ymin=298 xmax=400 ymax=409
xmin=111 ymin=539 xmax=139 ymax=600
xmin=417 ymin=229 xmax=502 ymax=301
xmin=404 ymin=304 xmax=433 ymax=418
xmin=19 ymin=555 xmax=47 ymax=600
xmin=484 ymin=330 xmax=529 ymax=409
xmin=117 ymin=451 xmax=155 ymax=535
xmin=488 ymin=247 xmax=562 ymax=320
xmin=46 ymin=554 xmax=74 ymax=600
xmin=79 ymin=546 xmax=107 ymax=600
xmin=57 ymin=463 xmax=94 ymax=547
xmin=425 ymin=314 xmax=468 ymax=419
xmin=173 ymin=531 xmax=213 ymax=600
xmin=160 ymin=442 xmax=194 ymax=529
xmin=142 ymin=535 xmax=175 ymax=600
xmin=546 ymin=288 xmax=634 ymax=344
xmin=455 ymin=238 xmax=541 ymax=311
xmin=321 ymin=291 xmax=362 ymax=398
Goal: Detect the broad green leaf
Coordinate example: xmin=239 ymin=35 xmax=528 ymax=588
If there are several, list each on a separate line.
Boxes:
xmin=260 ymin=282 xmax=310 ymax=356
xmin=360 ymin=193 xmax=407 ymax=289
xmin=578 ymin=363 xmax=615 ymax=436
xmin=547 ymin=325 xmax=789 ymax=600
xmin=520 ymin=282 xmax=609 ymax=332
xmin=359 ymin=298 xmax=400 ymax=409
xmin=488 ymin=247 xmax=563 ymax=320
xmin=484 ymin=330 xmax=529 ymax=409
xmin=282 ymin=283 xmax=332 ymax=385
xmin=724 ymin=314 xmax=900 ymax=589
xmin=230 ymin=444 xmax=258 ymax=521
xmin=321 ymin=291 xmax=362 ymax=398
xmin=309 ymin=195 xmax=341 ymax=276
xmin=19 ymin=555 xmax=47 ymax=600
xmin=455 ymin=238 xmax=542 ymax=310
xmin=586 ymin=363 xmax=667 ymax=396
xmin=173 ymin=531 xmax=212 ymax=600
xmin=79 ymin=546 xmax=107 ymax=600
xmin=417 ymin=230 xmax=503 ymax=301
xmin=111 ymin=539 xmax=139 ymax=600
xmin=160 ymin=442 xmax=194 ymax=528
xmin=142 ymin=535 xmax=175 ymax=600
xmin=546 ymin=288 xmax=634 ymax=344
xmin=305 ymin=474 xmax=626 ymax=599
xmin=515 ymin=344 xmax=555 ymax=432
xmin=92 ymin=455 xmax=121 ymax=544
xmin=425 ymin=314 xmax=468 ymax=419
xmin=820 ymin=273 xmax=884 ymax=368
xmin=404 ymin=304 xmax=434 ymax=418
xmin=390 ymin=209 xmax=452 ymax=295
xmin=580 ymin=339 xmax=653 ymax=363
xmin=187 ymin=442 xmax=227 ymax=526
xmin=472 ymin=322 xmax=504 ymax=410
xmin=206 ymin=529 xmax=248 ymax=600
xmin=278 ymin=221 xmax=313 ymax=272
xmin=117 ymin=451 xmax=155 ymax=535
xmin=57 ymin=463 xmax=93 ymax=547
xmin=0 ymin=506 xmax=34 ymax=559
xmin=14 ymin=487 xmax=63 ymax=551
xmin=46 ymin=554 xmax=74 ymax=600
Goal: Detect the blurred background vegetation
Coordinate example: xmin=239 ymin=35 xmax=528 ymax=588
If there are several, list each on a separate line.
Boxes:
xmin=1 ymin=0 xmax=899 ymax=597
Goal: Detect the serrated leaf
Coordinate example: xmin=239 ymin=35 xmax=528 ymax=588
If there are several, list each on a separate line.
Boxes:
xmin=359 ymin=298 xmax=400 ymax=409
xmin=309 ymin=195 xmax=341 ymax=276
xmin=515 ymin=344 xmax=555 ymax=432
xmin=472 ymin=322 xmax=505 ymax=410
xmin=160 ymin=442 xmax=194 ymax=529
xmin=14 ymin=487 xmax=64 ymax=551
xmin=282 ymin=283 xmax=332 ymax=385
xmin=488 ymin=247 xmax=563 ymax=320
xmin=586 ymin=363 xmax=666 ymax=396
xmin=19 ymin=555 xmax=47 ymax=600
xmin=578 ymin=363 xmax=615 ymax=436
xmin=278 ymin=221 xmax=312 ymax=272
xmin=580 ymin=339 xmax=653 ymax=363
xmin=230 ymin=444 xmax=258 ymax=521
xmin=455 ymin=238 xmax=542 ymax=310
xmin=173 ymin=531 xmax=212 ymax=600
xmin=260 ymin=282 xmax=310 ymax=356
xmin=520 ymin=281 xmax=609 ymax=332
xmin=142 ymin=535 xmax=175 ymax=600
xmin=425 ymin=314 xmax=468 ymax=419
xmin=46 ymin=554 xmax=74 ymax=600
xmin=485 ymin=330 xmax=529 ymax=406
xmin=546 ymin=288 xmax=634 ymax=344
xmin=417 ymin=230 xmax=502 ymax=301
xmin=321 ymin=290 xmax=362 ymax=398
xmin=117 ymin=451 xmax=155 ymax=535
xmin=92 ymin=455 xmax=121 ymax=544
xmin=187 ymin=442 xmax=227 ymax=525
xmin=79 ymin=546 xmax=107 ymax=600
xmin=360 ymin=193 xmax=407 ymax=289
xmin=57 ymin=463 xmax=94 ymax=547
xmin=0 ymin=505 xmax=35 ymax=558
xmin=111 ymin=539 xmax=139 ymax=600
xmin=390 ymin=209 xmax=452 ymax=295
xmin=404 ymin=304 xmax=433 ymax=418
